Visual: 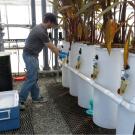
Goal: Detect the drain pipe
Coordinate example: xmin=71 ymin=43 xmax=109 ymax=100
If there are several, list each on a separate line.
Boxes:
xmin=64 ymin=64 xmax=135 ymax=112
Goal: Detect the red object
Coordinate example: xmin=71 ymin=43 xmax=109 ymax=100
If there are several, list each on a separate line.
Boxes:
xmin=13 ymin=76 xmax=26 ymax=81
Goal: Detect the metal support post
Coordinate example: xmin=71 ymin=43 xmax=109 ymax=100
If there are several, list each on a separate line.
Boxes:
xmin=53 ymin=27 xmax=59 ymax=69
xmin=31 ymin=0 xmax=36 ymax=28
xmin=53 ymin=6 xmax=59 ymax=70
xmin=0 ymin=11 xmax=4 ymax=51
xmin=41 ymin=0 xmax=50 ymax=70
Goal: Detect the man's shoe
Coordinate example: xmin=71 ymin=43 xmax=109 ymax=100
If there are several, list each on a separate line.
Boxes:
xmin=32 ymin=96 xmax=48 ymax=103
xmin=19 ymin=102 xmax=26 ymax=111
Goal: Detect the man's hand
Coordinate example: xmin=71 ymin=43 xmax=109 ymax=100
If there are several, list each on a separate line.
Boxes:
xmin=59 ymin=51 xmax=69 ymax=60
xmin=47 ymin=42 xmax=59 ymax=55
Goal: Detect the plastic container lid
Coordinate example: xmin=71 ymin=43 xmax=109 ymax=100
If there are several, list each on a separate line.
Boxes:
xmin=0 ymin=90 xmax=19 ymax=109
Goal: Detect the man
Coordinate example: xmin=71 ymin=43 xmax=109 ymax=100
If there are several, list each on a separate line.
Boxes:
xmin=19 ymin=13 xmax=66 ymax=110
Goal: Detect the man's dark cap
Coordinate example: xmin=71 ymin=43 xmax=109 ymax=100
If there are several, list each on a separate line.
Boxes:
xmin=43 ymin=13 xmax=58 ymax=25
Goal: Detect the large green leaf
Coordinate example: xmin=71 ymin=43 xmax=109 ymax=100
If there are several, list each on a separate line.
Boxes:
xmin=97 ymin=0 xmax=124 ymax=19
xmin=59 ymin=5 xmax=72 ymax=12
xmin=59 ymin=0 xmax=73 ymax=6
xmin=76 ymin=1 xmax=97 ymax=16
xmin=127 ymin=1 xmax=135 ymax=9
xmin=49 ymin=0 xmax=60 ymax=10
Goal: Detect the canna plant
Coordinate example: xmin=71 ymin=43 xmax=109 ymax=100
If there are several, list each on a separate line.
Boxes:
xmin=74 ymin=0 xmax=135 ymax=81
xmin=50 ymin=0 xmax=82 ymax=45
xmin=97 ymin=0 xmax=135 ymax=55
xmin=82 ymin=0 xmax=135 ymax=68
xmin=50 ymin=0 xmax=135 ymax=67
xmin=49 ymin=0 xmax=100 ymax=46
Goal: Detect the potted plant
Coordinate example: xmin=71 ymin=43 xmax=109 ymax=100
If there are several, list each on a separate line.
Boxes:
xmin=85 ymin=0 xmax=135 ymax=129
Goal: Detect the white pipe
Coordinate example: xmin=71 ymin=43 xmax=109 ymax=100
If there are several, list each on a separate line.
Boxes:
xmin=63 ymin=64 xmax=135 ymax=113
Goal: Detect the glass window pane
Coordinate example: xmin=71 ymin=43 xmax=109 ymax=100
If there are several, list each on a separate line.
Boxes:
xmin=7 ymin=5 xmax=30 ymax=24
xmin=8 ymin=27 xmax=30 ymax=39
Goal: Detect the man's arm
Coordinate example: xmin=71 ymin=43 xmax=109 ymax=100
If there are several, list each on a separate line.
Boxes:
xmin=46 ymin=42 xmax=68 ymax=60
xmin=46 ymin=42 xmax=59 ymax=56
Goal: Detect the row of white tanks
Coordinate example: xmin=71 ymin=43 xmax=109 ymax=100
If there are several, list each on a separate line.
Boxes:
xmin=61 ymin=41 xmax=135 ymax=135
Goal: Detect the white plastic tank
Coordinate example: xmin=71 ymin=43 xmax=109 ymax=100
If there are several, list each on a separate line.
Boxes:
xmin=69 ymin=42 xmax=83 ymax=96
xmin=93 ymin=46 xmax=123 ymax=129
xmin=116 ymin=104 xmax=135 ymax=135
xmin=78 ymin=45 xmax=95 ymax=108
xmin=62 ymin=66 xmax=70 ymax=88
xmin=116 ymin=52 xmax=135 ymax=134
xmin=122 ymin=53 xmax=135 ymax=101
xmin=61 ymin=41 xmax=70 ymax=88
xmin=78 ymin=77 xmax=94 ymax=109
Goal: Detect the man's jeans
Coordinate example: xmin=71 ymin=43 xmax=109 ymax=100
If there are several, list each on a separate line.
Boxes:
xmin=19 ymin=51 xmax=40 ymax=102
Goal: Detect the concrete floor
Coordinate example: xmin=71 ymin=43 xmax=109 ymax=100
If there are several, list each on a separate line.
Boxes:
xmin=13 ymin=75 xmax=72 ymax=134
xmin=2 ymin=72 xmax=116 ymax=134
